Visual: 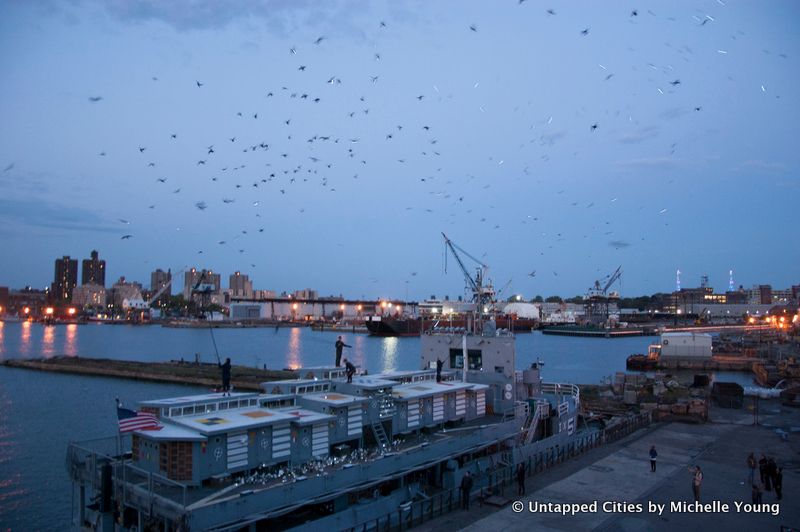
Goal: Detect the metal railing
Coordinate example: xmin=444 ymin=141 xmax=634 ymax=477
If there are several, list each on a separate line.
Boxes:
xmin=344 ymin=411 xmax=652 ymax=532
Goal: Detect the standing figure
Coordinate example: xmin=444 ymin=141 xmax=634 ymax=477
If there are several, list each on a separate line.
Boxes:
xmin=774 ymin=467 xmax=783 ymax=501
xmin=759 ymin=454 xmax=768 ymax=485
xmin=460 ymin=471 xmax=473 ymax=510
xmin=335 ymin=336 xmax=351 ymax=367
xmin=436 ymin=358 xmax=444 ymax=382
xmin=747 ymin=452 xmax=757 ymax=486
xmin=218 ymin=357 xmax=232 ymax=396
xmin=690 ymin=465 xmax=703 ymax=502
xmin=344 ymin=358 xmax=356 ymax=383
xmin=516 ymin=463 xmax=526 ymax=496
xmin=650 ymin=445 xmax=658 ymax=473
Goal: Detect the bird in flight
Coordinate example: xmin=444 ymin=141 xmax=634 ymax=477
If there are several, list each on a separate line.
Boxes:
xmin=670 ymin=79 xmax=681 ymax=86
xmin=590 ymin=123 xmax=598 ymax=131
xmin=298 ymin=65 xmax=306 ymax=71
xmin=88 ymin=96 xmax=103 ymax=103
xmin=121 ymin=234 xmax=133 ymax=240
xmin=581 ymin=28 xmax=590 ymax=36
xmin=314 ymin=36 xmax=325 ymax=45
xmin=195 ymin=201 xmax=208 ymax=210
xmin=469 ymin=24 xmax=478 ymax=32
xmin=118 ymin=219 xmax=130 ymax=224
xmin=196 ymin=81 xmax=203 ymax=87
xmin=528 ymin=270 xmax=536 ymax=277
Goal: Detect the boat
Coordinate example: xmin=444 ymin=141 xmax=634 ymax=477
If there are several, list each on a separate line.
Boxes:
xmin=541 ymin=324 xmax=645 ymax=337
xmin=66 ymin=317 xmax=585 ymax=531
xmin=365 ymin=313 xmax=536 ymax=336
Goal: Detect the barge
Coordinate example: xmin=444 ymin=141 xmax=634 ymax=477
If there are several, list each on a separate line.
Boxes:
xmin=66 ymin=320 xmax=585 ymax=531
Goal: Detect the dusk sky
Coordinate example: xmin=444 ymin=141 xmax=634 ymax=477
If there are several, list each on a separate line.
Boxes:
xmin=1 ymin=0 xmax=797 ymax=301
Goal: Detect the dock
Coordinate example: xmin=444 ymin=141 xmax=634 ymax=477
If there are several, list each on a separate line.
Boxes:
xmin=1 ymin=357 xmax=297 ymax=390
xmin=627 ymin=354 xmax=759 ymax=371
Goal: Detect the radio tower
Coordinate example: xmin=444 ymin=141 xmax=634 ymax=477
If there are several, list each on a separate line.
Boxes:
xmin=729 ymin=270 xmax=734 ymax=291
xmin=676 ymin=269 xmax=681 ymax=291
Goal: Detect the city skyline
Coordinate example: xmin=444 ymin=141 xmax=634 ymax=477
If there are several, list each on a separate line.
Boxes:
xmin=1 ymin=1 xmax=798 ymax=300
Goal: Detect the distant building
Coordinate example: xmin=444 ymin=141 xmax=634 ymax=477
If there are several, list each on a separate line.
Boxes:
xmin=292 ymin=289 xmax=318 ymax=300
xmin=229 ymin=271 xmax=253 ymax=299
xmin=110 ymin=277 xmax=143 ymax=308
xmin=150 ymin=269 xmax=172 ymax=306
xmin=183 ymin=268 xmax=221 ymax=300
xmin=8 ymin=287 xmax=48 ymax=317
xmin=0 ymin=286 xmax=8 ymax=314
xmin=52 ymin=256 xmax=78 ymax=302
xmin=81 ymin=250 xmax=106 ymax=287
xmin=252 ymin=289 xmax=277 ymax=300
xmin=72 ymin=283 xmax=106 ymax=308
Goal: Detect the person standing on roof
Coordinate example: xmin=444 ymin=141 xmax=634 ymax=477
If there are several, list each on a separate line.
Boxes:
xmin=218 ymin=357 xmax=232 ymax=396
xmin=335 ymin=336 xmax=351 ymax=367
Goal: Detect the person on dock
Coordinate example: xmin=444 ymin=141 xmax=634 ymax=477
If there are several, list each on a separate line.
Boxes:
xmin=516 ymin=463 xmax=526 ymax=496
xmin=649 ymin=445 xmax=658 ymax=473
xmin=335 ymin=336 xmax=351 ymax=367
xmin=747 ymin=452 xmax=757 ymax=485
xmin=774 ymin=467 xmax=783 ymax=501
xmin=759 ymin=454 xmax=768 ymax=485
xmin=690 ymin=465 xmax=703 ymax=501
xmin=218 ymin=357 xmax=231 ymax=396
xmin=752 ymin=482 xmax=763 ymax=504
xmin=460 ymin=471 xmax=473 ymax=510
xmin=344 ymin=358 xmax=356 ymax=383
xmin=436 ymin=358 xmax=443 ymax=382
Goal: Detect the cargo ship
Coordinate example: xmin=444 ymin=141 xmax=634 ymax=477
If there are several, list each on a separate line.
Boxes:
xmin=66 ymin=319 xmax=585 ymax=531
xmin=365 ymin=313 xmax=537 ymax=336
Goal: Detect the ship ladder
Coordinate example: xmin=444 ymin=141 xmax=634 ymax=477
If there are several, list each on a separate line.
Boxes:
xmin=523 ymin=405 xmax=542 ymax=446
xmin=371 ymin=421 xmax=390 ymax=449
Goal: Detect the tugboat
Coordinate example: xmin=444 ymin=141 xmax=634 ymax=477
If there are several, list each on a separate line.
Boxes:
xmin=67 ymin=317 xmax=585 ymax=531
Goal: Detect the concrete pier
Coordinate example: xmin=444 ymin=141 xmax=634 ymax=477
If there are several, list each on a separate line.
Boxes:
xmin=1 ymin=357 xmax=297 ymax=390
xmin=417 ymin=401 xmax=800 ymax=531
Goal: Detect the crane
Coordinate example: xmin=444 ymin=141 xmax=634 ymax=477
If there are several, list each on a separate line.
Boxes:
xmin=588 ymin=266 xmax=622 ymax=297
xmin=441 ymin=233 xmax=495 ymax=312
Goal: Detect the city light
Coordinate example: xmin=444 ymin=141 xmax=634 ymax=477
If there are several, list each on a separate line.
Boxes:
xmin=45 ymin=307 xmax=54 ymax=315
xmin=396 ymin=306 xmax=402 ymax=313
xmin=68 ymin=308 xmax=76 ymax=316
xmin=381 ymin=301 xmax=387 ymax=308
xmin=23 ymin=307 xmax=30 ymax=314
xmin=292 ymin=303 xmax=298 ymax=310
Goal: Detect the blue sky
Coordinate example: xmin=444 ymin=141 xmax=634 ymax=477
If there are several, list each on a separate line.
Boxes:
xmin=0 ymin=0 xmax=798 ymax=300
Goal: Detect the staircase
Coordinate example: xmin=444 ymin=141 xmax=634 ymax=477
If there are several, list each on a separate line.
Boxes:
xmin=371 ymin=421 xmax=390 ymax=449
xmin=521 ymin=403 xmax=542 ymax=445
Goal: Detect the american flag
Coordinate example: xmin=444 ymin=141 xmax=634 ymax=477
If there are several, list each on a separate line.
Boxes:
xmin=117 ymin=406 xmax=163 ymax=433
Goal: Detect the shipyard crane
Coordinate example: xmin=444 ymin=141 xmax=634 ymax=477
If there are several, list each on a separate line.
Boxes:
xmin=191 ymin=269 xmax=218 ymax=317
xmin=585 ymin=266 xmax=623 ymax=324
xmin=441 ymin=233 xmax=495 ymax=312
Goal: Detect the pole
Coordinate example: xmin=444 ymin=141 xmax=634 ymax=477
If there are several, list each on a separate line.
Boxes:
xmin=462 ymin=334 xmax=468 ymax=383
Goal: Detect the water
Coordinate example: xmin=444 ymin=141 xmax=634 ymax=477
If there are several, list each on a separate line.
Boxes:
xmin=0 ymin=321 xmax=755 ymax=528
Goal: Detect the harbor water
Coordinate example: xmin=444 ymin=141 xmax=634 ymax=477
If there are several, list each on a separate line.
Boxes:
xmin=0 ymin=321 xmax=755 ymax=529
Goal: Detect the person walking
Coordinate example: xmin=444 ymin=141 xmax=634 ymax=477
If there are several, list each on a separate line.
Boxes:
xmin=774 ymin=467 xmax=783 ymax=501
xmin=344 ymin=358 xmax=356 ymax=383
xmin=516 ymin=463 xmax=526 ymax=496
xmin=690 ymin=465 xmax=703 ymax=502
xmin=747 ymin=452 xmax=757 ymax=485
xmin=218 ymin=357 xmax=232 ymax=396
xmin=460 ymin=471 xmax=473 ymax=510
xmin=335 ymin=336 xmax=351 ymax=367
xmin=649 ymin=445 xmax=658 ymax=473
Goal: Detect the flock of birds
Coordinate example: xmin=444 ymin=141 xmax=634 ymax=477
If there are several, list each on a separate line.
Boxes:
xmin=12 ymin=2 xmax=783 ymax=295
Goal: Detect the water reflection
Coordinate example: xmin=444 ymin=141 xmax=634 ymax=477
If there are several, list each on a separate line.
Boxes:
xmin=380 ymin=337 xmax=399 ymax=373
xmin=0 ymin=321 xmax=4 ymax=358
xmin=64 ymin=324 xmax=78 ymax=357
xmin=42 ymin=325 xmax=55 ymax=358
xmin=285 ymin=328 xmax=301 ymax=370
xmin=19 ymin=321 xmax=31 ymax=357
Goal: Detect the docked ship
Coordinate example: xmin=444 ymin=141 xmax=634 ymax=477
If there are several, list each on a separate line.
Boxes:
xmin=365 ymin=312 xmax=537 ymax=336
xmin=365 ymin=233 xmax=537 ymax=336
xmin=66 ymin=318 xmax=584 ymax=531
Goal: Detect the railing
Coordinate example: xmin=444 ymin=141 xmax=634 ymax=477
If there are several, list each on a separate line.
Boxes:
xmin=345 ymin=411 xmax=652 ymax=532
